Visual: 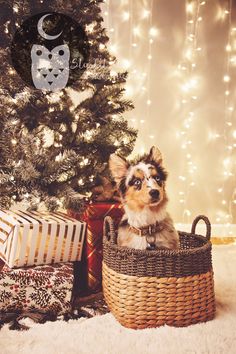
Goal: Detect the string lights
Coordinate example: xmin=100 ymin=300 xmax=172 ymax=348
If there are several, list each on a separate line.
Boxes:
xmin=175 ymin=0 xmax=205 ymax=223
xmin=146 ymin=0 xmax=155 ymax=145
xmin=98 ymin=1 xmax=236 ymax=229
xmin=102 ymin=0 xmax=159 ymax=155
xmin=216 ymin=0 xmax=236 ymax=231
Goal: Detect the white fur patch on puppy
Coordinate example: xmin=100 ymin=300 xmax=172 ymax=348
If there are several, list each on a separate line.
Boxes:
xmin=126 ymin=162 xmax=153 ymax=186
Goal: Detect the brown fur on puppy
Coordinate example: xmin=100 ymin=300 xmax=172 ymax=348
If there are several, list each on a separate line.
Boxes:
xmin=109 ymin=146 xmax=179 ymax=250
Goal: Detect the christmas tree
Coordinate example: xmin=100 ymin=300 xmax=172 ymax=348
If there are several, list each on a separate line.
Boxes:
xmin=0 ymin=0 xmax=137 ymax=211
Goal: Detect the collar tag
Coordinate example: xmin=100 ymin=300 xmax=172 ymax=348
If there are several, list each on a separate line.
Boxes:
xmin=146 ymin=235 xmax=156 ymax=249
xmin=146 ymin=243 xmax=156 ymax=250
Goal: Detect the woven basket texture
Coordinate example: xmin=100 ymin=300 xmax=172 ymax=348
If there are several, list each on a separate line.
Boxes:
xmin=102 ymin=215 xmax=216 ymax=329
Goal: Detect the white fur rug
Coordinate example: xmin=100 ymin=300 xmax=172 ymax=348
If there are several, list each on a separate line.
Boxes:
xmin=1 ymin=245 xmax=236 ymax=354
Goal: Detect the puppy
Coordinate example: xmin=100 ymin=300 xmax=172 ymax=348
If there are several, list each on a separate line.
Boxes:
xmin=109 ymin=146 xmax=179 ymax=250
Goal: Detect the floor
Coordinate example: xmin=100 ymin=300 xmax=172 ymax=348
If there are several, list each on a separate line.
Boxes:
xmin=0 ymin=244 xmax=236 ymax=354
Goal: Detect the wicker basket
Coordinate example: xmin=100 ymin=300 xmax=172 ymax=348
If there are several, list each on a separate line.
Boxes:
xmin=102 ymin=215 xmax=216 ymax=329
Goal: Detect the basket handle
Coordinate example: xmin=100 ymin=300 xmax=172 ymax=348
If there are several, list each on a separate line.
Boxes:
xmin=103 ymin=216 xmax=117 ymax=245
xmin=191 ymin=215 xmax=211 ymax=241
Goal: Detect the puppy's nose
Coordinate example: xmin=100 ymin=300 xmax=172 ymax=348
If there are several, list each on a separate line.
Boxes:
xmin=149 ymin=189 xmax=159 ymax=200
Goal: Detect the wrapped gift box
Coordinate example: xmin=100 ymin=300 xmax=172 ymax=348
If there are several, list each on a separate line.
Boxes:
xmin=0 ymin=262 xmax=74 ymax=315
xmin=0 ymin=209 xmax=86 ymax=268
xmin=69 ymin=202 xmax=124 ymax=293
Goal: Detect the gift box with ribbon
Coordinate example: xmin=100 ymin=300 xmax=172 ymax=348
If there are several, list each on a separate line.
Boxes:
xmin=69 ymin=202 xmax=124 ymax=294
xmin=0 ymin=209 xmax=86 ymax=268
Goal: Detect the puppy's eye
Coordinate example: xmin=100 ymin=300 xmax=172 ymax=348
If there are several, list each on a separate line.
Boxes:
xmin=134 ymin=179 xmax=142 ymax=187
xmin=154 ymin=176 xmax=161 ymax=183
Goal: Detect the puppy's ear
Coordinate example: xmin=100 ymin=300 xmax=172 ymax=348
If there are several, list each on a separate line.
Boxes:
xmin=148 ymin=146 xmax=163 ymax=165
xmin=109 ymin=154 xmax=128 ymax=183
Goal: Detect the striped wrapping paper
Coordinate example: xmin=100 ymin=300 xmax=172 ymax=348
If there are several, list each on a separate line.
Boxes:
xmin=0 ymin=209 xmax=86 ymax=268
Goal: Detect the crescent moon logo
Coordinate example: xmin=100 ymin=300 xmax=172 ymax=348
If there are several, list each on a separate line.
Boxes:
xmin=37 ymin=13 xmax=62 ymax=40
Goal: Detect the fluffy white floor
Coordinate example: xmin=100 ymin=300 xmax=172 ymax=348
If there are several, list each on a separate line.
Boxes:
xmin=1 ymin=245 xmax=236 ymax=354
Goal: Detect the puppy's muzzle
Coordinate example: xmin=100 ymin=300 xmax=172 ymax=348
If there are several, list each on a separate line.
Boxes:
xmin=149 ymin=189 xmax=160 ymax=201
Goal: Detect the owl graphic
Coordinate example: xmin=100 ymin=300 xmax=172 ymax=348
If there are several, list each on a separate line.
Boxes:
xmin=31 ymin=44 xmax=70 ymax=91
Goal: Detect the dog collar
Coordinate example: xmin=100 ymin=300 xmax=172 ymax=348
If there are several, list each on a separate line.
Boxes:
xmin=128 ymin=221 xmax=165 ymax=237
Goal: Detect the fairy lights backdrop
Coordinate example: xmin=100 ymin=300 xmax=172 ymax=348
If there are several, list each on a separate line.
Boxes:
xmin=101 ymin=0 xmax=236 ymax=233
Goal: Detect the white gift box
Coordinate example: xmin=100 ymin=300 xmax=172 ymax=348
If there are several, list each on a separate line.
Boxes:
xmin=0 ymin=209 xmax=86 ymax=268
